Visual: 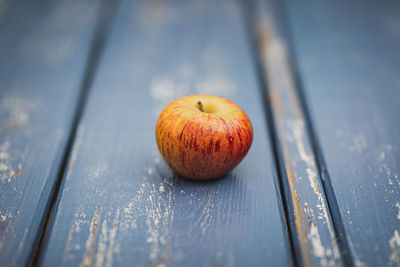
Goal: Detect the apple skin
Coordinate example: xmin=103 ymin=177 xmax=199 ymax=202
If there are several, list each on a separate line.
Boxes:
xmin=155 ymin=94 xmax=253 ymax=180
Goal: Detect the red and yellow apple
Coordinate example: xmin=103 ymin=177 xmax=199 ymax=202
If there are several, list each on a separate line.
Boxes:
xmin=155 ymin=94 xmax=253 ymax=180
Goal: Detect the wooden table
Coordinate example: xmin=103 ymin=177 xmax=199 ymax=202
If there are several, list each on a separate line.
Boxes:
xmin=1 ymin=0 xmax=399 ymax=266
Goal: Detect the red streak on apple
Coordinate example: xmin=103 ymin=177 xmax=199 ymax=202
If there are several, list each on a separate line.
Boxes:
xmin=155 ymin=95 xmax=253 ymax=180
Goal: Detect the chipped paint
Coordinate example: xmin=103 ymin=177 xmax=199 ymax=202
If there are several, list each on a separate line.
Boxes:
xmin=62 ymin=220 xmax=76 ymax=264
xmin=389 ymin=230 xmax=400 ymax=265
xmin=104 ymin=209 xmax=120 ymax=267
xmin=80 ymin=206 xmax=102 ymax=267
xmin=291 ymin=120 xmax=314 ymax=167
xmin=62 ymin=206 xmax=120 ymax=267
xmin=1 ymin=97 xmax=38 ymax=131
xmin=94 ymin=219 xmax=107 ymax=267
xmin=108 ymin=159 xmax=177 ymax=263
xmin=14 ymin=227 xmax=29 ymax=264
xmin=140 ymin=164 xmax=175 ymax=262
xmin=88 ymin=162 xmax=108 ymax=179
xmin=350 ymin=133 xmax=367 ymax=154
xmin=144 ymin=180 xmax=174 ymax=260
xmin=0 ymin=97 xmax=40 ymax=196
xmin=256 ymin=14 xmax=342 ymax=266
xmin=195 ymin=190 xmax=214 ymax=236
xmin=396 ymin=202 xmax=400 ymax=220
xmin=309 ymin=223 xmax=325 ymax=258
xmin=159 ymin=185 xmax=165 ymax=193
xmin=120 ymin=199 xmax=138 ymax=232
xmin=377 ymin=146 xmax=400 ymax=188
xmin=0 ymin=216 xmax=18 ymax=259
xmin=285 ymin=165 xmax=309 ymax=266
xmin=149 ymin=46 xmax=236 ymax=117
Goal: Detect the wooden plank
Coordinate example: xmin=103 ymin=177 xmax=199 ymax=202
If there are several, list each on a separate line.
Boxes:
xmin=248 ymin=0 xmax=350 ymax=266
xmin=0 ymin=0 xmax=101 ymax=265
xmin=39 ymin=0 xmax=293 ymax=266
xmin=284 ymin=0 xmax=400 ymax=266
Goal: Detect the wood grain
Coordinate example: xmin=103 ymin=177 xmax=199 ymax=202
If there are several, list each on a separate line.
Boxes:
xmin=285 ymin=0 xmax=400 ymax=266
xmin=0 ymin=0 xmax=102 ymax=265
xmin=39 ymin=0 xmax=293 ymax=266
xmin=248 ymin=0 xmax=349 ymax=266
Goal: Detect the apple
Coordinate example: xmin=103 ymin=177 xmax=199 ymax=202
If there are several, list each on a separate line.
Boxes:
xmin=155 ymin=94 xmax=253 ymax=180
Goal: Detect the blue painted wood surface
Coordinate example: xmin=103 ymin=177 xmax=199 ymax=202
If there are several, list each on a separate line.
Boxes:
xmin=1 ymin=0 xmax=399 ymax=265
xmin=285 ymin=0 xmax=400 ymax=266
xmin=248 ymin=0 xmax=350 ymax=265
xmin=0 ymin=0 xmax=101 ymax=265
xmin=39 ymin=0 xmax=292 ymax=266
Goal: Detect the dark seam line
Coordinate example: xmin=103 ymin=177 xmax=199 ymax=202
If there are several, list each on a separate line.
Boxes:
xmin=259 ymin=80 xmax=301 ymax=267
xmin=29 ymin=0 xmax=121 ymax=266
xmin=279 ymin=1 xmax=355 ymax=266
xmin=239 ymin=1 xmax=298 ymax=266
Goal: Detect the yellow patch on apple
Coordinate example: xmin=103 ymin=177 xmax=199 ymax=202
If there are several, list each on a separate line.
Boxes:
xmin=155 ymin=95 xmax=253 ymax=180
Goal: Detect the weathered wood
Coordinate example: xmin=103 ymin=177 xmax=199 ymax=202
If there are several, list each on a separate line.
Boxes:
xmin=285 ymin=0 xmax=400 ymax=266
xmin=39 ymin=0 xmax=293 ymax=266
xmin=0 ymin=0 xmax=101 ymax=265
xmin=248 ymin=0 xmax=350 ymax=266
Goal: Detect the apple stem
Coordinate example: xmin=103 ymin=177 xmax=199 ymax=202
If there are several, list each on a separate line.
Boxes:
xmin=197 ymin=101 xmax=205 ymax=112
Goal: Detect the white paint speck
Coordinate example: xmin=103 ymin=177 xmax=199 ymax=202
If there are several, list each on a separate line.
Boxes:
xmin=350 ymin=133 xmax=367 ymax=153
xmin=396 ymin=202 xmax=400 ymax=220
xmin=335 ymin=129 xmax=344 ymax=138
xmin=291 ymin=119 xmax=315 ymax=167
xmin=309 ymin=223 xmax=325 ymax=258
xmin=195 ymin=76 xmax=237 ymax=97
xmin=95 ymin=219 xmax=108 ymax=267
xmin=105 ymin=209 xmax=120 ymax=267
xmin=1 ymin=97 xmax=38 ymax=127
xmin=80 ymin=207 xmax=101 ymax=267
xmin=0 ymin=152 xmax=9 ymax=160
xmin=389 ymin=230 xmax=400 ymax=265
xmin=146 ymin=166 xmax=155 ymax=175
xmin=88 ymin=162 xmax=108 ymax=179
xmin=149 ymin=46 xmax=236 ymax=117
xmin=0 ymin=163 xmax=8 ymax=171
xmin=0 ymin=141 xmax=17 ymax=182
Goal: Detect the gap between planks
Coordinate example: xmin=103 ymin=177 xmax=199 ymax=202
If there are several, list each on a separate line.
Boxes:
xmin=278 ymin=2 xmax=356 ymax=265
xmin=244 ymin=0 xmax=354 ymax=266
xmin=30 ymin=0 xmax=121 ymax=265
xmin=240 ymin=0 xmax=298 ymax=266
